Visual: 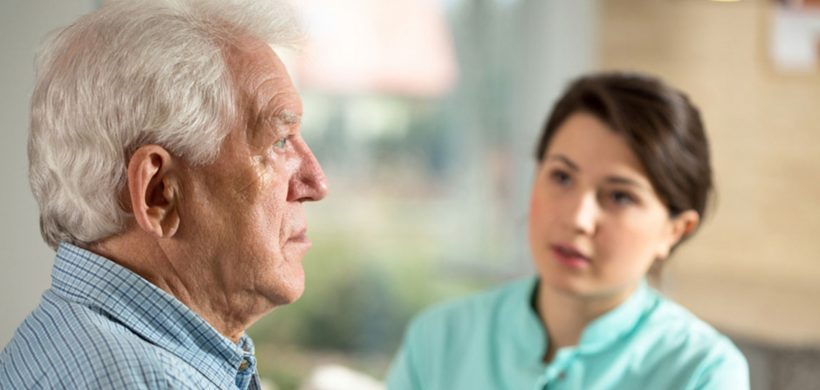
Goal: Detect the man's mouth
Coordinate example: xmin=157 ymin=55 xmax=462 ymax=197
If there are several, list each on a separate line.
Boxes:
xmin=287 ymin=229 xmax=309 ymax=244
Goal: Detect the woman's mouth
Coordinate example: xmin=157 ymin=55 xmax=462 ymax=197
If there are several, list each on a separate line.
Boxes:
xmin=550 ymin=244 xmax=591 ymax=269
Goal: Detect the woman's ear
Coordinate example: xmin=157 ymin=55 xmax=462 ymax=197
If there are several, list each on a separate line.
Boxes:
xmin=126 ymin=145 xmax=181 ymax=239
xmin=657 ymin=210 xmax=700 ymax=260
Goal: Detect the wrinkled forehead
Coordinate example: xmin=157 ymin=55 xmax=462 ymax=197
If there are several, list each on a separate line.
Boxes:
xmin=223 ymin=38 xmax=302 ymax=121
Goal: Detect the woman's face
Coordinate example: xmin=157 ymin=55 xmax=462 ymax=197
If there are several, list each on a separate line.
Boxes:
xmin=528 ymin=112 xmax=697 ymax=302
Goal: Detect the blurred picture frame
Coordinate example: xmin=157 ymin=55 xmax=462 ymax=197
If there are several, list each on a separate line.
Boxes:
xmin=770 ymin=0 xmax=820 ymax=72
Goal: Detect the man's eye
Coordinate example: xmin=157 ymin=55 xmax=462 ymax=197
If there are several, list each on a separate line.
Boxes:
xmin=273 ymin=136 xmax=289 ymax=149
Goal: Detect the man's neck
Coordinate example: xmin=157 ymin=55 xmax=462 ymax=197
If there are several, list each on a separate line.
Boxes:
xmin=90 ymin=233 xmax=255 ymax=344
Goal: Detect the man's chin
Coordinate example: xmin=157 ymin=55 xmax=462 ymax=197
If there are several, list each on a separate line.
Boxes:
xmin=281 ymin=279 xmax=305 ymax=304
xmin=267 ymin=267 xmax=305 ymax=306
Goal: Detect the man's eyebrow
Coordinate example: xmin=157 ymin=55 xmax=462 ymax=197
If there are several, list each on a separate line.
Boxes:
xmin=257 ymin=109 xmax=301 ymax=127
xmin=545 ymin=154 xmax=579 ymax=171
xmin=278 ymin=110 xmax=301 ymax=125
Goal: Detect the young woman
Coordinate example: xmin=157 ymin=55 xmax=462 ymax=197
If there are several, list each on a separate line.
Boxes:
xmin=387 ymin=73 xmax=749 ymax=389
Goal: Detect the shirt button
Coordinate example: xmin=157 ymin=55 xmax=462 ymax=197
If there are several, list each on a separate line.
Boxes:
xmin=239 ymin=359 xmax=249 ymax=371
xmin=558 ymin=372 xmax=566 ymax=381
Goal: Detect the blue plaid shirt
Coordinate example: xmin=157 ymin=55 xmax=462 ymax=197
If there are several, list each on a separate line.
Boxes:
xmin=1 ymin=243 xmax=261 ymax=389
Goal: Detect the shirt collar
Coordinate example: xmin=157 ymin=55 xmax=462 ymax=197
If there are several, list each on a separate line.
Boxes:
xmin=51 ymin=243 xmax=253 ymax=389
xmin=516 ymin=277 xmax=658 ymax=363
xmin=576 ymin=279 xmax=657 ymax=354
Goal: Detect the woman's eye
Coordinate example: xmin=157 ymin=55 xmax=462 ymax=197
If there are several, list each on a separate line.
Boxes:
xmin=549 ymin=170 xmax=572 ymax=186
xmin=609 ymin=190 xmax=636 ymax=206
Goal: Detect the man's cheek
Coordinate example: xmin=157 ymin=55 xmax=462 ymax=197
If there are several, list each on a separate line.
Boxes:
xmin=229 ymin=158 xmax=272 ymax=202
xmin=252 ymin=154 xmax=282 ymax=184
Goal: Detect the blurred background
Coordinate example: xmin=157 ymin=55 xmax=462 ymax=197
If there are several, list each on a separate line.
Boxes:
xmin=1 ymin=0 xmax=819 ymax=389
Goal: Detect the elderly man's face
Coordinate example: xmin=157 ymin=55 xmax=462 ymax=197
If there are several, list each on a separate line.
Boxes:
xmin=181 ymin=39 xmax=327 ymax=307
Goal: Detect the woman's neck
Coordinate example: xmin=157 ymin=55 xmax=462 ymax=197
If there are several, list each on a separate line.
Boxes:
xmin=536 ymin=283 xmax=636 ymax=363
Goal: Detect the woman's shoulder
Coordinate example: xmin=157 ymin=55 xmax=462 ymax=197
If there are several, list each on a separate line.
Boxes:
xmin=417 ymin=277 xmax=534 ymax=323
xmin=405 ymin=276 xmax=535 ymax=342
xmin=635 ymin=289 xmax=750 ymax=387
xmin=388 ymin=277 xmax=540 ymax=388
xmin=644 ymin=290 xmax=738 ymax=348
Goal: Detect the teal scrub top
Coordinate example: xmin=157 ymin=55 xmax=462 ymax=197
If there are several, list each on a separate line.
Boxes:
xmin=386 ymin=277 xmax=749 ymax=390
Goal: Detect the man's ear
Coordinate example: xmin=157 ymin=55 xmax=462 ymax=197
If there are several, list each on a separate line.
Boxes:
xmin=657 ymin=210 xmax=700 ymax=260
xmin=127 ymin=145 xmax=181 ymax=238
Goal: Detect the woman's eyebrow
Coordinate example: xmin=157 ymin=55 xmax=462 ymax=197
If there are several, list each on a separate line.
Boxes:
xmin=546 ymin=154 xmax=652 ymax=192
xmin=546 ymin=154 xmax=579 ymax=171
xmin=604 ymin=176 xmax=650 ymax=191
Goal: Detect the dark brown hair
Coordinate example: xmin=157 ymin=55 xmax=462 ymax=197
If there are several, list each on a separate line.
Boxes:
xmin=535 ymin=72 xmax=713 ymax=236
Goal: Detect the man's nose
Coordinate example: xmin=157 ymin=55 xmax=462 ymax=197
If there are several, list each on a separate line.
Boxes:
xmin=568 ymin=192 xmax=598 ymax=235
xmin=288 ymin=141 xmax=328 ymax=202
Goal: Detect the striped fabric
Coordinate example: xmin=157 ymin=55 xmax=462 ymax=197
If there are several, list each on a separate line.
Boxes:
xmin=0 ymin=243 xmax=261 ymax=389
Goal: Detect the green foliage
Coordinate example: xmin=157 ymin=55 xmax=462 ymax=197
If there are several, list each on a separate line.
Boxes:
xmin=252 ymin=240 xmax=417 ymax=350
xmin=247 ymin=215 xmax=491 ymax=388
xmin=246 ymin=178 xmax=504 ymax=389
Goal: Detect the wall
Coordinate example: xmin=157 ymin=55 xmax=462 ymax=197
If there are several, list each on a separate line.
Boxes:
xmin=0 ymin=0 xmax=96 ymax=346
xmin=598 ymin=2 xmax=820 ymax=387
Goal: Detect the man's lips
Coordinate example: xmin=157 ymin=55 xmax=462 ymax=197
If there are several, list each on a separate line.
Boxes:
xmin=287 ymin=229 xmax=309 ymax=244
xmin=550 ymin=243 xmax=591 ymax=268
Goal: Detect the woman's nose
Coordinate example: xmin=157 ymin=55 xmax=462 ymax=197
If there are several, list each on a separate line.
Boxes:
xmin=568 ymin=192 xmax=598 ymax=235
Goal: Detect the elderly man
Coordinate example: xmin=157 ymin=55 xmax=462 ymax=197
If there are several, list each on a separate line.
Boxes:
xmin=0 ymin=0 xmax=327 ymax=388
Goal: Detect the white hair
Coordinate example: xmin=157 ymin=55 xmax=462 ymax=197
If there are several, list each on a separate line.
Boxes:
xmin=29 ymin=0 xmax=304 ymax=249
